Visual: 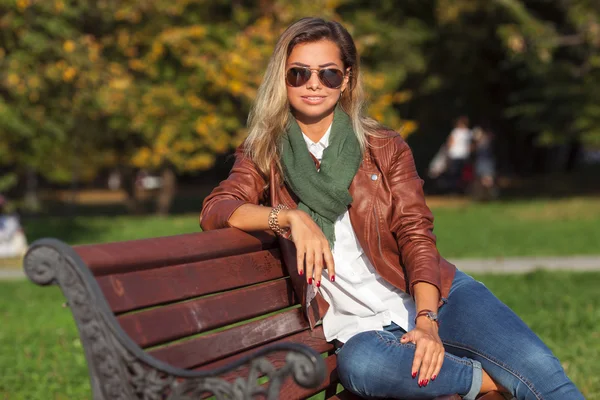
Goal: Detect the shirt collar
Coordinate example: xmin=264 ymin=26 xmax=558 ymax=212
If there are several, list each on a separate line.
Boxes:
xmin=301 ymin=123 xmax=332 ymax=150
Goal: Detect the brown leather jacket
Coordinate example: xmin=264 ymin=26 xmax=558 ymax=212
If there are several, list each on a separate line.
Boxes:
xmin=200 ymin=130 xmax=456 ymax=329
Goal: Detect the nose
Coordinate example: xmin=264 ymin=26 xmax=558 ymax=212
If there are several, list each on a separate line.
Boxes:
xmin=306 ymin=70 xmax=321 ymax=90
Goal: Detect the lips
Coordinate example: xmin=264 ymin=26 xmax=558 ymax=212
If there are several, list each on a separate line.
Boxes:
xmin=301 ymin=96 xmax=326 ymax=105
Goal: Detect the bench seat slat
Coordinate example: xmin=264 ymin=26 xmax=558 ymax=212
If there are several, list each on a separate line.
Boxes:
xmin=149 ymin=307 xmax=309 ymax=369
xmin=97 ymin=249 xmax=285 ymax=314
xmin=118 ymin=278 xmax=295 ymax=348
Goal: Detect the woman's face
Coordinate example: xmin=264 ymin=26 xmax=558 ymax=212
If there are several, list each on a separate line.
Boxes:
xmin=286 ymin=40 xmax=349 ymax=123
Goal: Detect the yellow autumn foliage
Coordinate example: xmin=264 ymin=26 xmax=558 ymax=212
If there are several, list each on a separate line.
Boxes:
xmin=0 ymin=0 xmax=429 ymax=183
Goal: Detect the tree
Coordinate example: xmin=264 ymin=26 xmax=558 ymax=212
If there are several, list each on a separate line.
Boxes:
xmin=0 ymin=1 xmax=119 ymax=209
xmin=2 ymin=0 xmax=596 ymax=211
xmin=2 ymin=0 xmax=422 ymax=213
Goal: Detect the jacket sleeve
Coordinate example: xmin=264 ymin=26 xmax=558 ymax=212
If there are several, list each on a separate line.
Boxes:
xmin=388 ymin=136 xmax=442 ymax=296
xmin=199 ymin=144 xmax=268 ymax=231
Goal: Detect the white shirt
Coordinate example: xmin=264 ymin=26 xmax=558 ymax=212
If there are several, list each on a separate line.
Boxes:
xmin=0 ymin=214 xmax=27 ymax=258
xmin=302 ymin=126 xmax=416 ymax=343
xmin=0 ymin=215 xmax=20 ymax=242
xmin=447 ymin=127 xmax=473 ymax=160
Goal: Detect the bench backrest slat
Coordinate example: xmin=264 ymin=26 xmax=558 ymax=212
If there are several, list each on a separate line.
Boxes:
xmin=97 ymin=248 xmax=285 ymax=314
xmin=75 ymin=230 xmax=276 ymax=276
xmin=149 ymin=308 xmax=309 ymax=369
xmin=117 ymin=278 xmax=295 ymax=348
xmin=194 ymin=327 xmax=336 ymax=399
xmin=194 ymin=326 xmax=333 ymax=373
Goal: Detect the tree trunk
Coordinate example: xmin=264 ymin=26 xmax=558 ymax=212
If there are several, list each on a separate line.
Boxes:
xmin=156 ymin=165 xmax=176 ymax=216
xmin=24 ymin=168 xmax=40 ymax=213
xmin=565 ymin=138 xmax=581 ymax=173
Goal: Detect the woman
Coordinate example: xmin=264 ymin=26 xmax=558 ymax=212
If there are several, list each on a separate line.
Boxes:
xmin=200 ymin=18 xmax=582 ymax=400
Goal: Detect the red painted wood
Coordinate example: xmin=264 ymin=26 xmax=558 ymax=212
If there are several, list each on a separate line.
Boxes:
xmin=277 ymin=354 xmax=338 ymax=399
xmin=75 ymin=229 xmax=276 ymax=277
xmin=195 ymin=326 xmax=333 ymax=374
xmin=192 ymin=326 xmax=334 ymax=399
xmin=117 ymin=278 xmax=295 ymax=348
xmin=97 ymin=249 xmax=286 ymax=314
xmin=149 ymin=308 xmax=309 ymax=369
xmin=73 ymin=226 xmax=347 ymax=397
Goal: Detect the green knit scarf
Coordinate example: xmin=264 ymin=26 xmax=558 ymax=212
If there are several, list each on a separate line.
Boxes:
xmin=281 ymin=107 xmax=362 ymax=248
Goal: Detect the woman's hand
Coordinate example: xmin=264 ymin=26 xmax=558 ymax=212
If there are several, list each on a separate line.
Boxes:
xmin=279 ymin=209 xmax=335 ymax=286
xmin=400 ymin=319 xmax=445 ymax=387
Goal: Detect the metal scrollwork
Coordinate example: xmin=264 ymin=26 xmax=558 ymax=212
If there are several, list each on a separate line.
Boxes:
xmin=166 ymin=349 xmax=324 ymax=400
xmin=23 ymin=240 xmax=326 ymax=400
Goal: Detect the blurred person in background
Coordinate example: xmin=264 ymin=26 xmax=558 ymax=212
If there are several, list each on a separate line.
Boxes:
xmin=0 ymin=195 xmax=28 ymax=258
xmin=472 ymin=125 xmax=498 ymax=200
xmin=200 ymin=17 xmax=583 ymax=400
xmin=445 ymin=116 xmax=473 ymax=193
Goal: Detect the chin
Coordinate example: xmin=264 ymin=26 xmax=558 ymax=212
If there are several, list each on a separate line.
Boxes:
xmin=290 ymin=101 xmax=337 ymax=122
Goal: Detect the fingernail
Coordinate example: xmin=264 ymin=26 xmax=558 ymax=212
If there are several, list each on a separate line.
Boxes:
xmin=308 ymin=278 xmax=312 ymax=285
xmin=330 ymin=275 xmax=335 ymax=282
xmin=424 ymin=379 xmax=429 ymax=386
xmin=412 ymin=372 xmax=417 ymax=379
xmin=432 ymin=375 xmax=436 ymax=381
xmin=299 ymin=270 xmax=304 ymax=276
xmin=316 ymin=281 xmax=321 ymax=287
xmin=419 ymin=380 xmax=423 ymax=387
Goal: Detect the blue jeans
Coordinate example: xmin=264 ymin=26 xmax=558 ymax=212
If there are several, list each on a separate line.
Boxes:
xmin=336 ymin=270 xmax=584 ymax=400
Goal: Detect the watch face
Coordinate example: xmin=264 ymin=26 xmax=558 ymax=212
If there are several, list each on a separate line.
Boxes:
xmin=427 ymin=312 xmax=439 ymax=321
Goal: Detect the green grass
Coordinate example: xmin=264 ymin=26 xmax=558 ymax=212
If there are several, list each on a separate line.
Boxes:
xmin=432 ymin=197 xmax=600 ymax=258
xmin=22 ymin=213 xmax=200 ymax=248
xmin=1 ymin=271 xmax=599 ymax=399
xmin=20 ymin=197 xmax=600 ymax=258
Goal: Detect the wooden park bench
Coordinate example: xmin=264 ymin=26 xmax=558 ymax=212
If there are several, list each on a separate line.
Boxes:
xmin=23 ymin=228 xmax=359 ymax=400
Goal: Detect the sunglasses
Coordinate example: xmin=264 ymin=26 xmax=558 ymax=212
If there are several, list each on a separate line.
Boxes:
xmin=285 ymin=67 xmax=346 ymax=89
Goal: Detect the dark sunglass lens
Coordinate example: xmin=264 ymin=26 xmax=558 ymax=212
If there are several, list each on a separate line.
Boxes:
xmin=320 ymin=69 xmax=344 ymax=88
xmin=286 ymin=68 xmax=310 ymax=87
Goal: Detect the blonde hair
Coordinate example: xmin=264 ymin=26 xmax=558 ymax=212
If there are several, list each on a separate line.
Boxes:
xmin=245 ymin=17 xmax=383 ymax=176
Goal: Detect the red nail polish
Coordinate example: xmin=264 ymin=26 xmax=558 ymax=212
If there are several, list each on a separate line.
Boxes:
xmin=331 ymin=275 xmax=335 ymax=282
xmin=424 ymin=379 xmax=429 ymax=386
xmin=299 ymin=270 xmax=304 ymax=276
xmin=308 ymin=278 xmax=312 ymax=285
xmin=412 ymin=372 xmax=417 ymax=379
xmin=316 ymin=281 xmax=321 ymax=287
xmin=432 ymin=375 xmax=436 ymax=381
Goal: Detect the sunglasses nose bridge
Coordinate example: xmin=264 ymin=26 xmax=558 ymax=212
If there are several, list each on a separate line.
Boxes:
xmin=305 ymin=69 xmax=321 ymax=88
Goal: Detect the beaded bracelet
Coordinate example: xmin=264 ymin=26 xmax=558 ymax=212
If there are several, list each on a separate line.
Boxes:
xmin=268 ymin=204 xmax=289 ymax=236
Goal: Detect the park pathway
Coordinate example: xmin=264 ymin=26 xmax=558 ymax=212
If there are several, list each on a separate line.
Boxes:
xmin=448 ymin=255 xmax=600 ymax=274
xmin=1 ymin=255 xmax=600 ymax=281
